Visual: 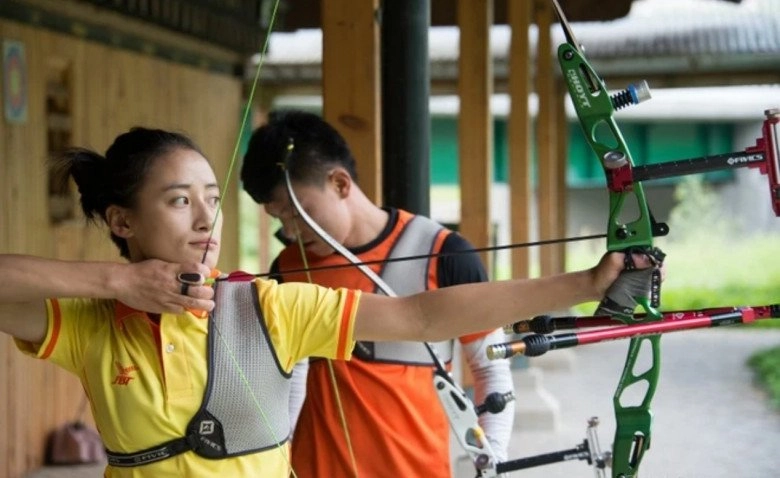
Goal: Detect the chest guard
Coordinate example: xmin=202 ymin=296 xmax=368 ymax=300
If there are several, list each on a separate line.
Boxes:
xmin=354 ymin=215 xmax=454 ymax=366
xmin=106 ymin=280 xmax=291 ymax=467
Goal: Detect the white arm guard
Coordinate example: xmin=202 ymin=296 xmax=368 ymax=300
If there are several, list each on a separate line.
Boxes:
xmin=288 ymin=359 xmax=309 ymax=437
xmin=462 ymin=329 xmax=515 ymax=462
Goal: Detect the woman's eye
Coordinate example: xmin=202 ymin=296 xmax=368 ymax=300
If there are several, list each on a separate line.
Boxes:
xmin=209 ymin=196 xmax=221 ymax=207
xmin=172 ymin=196 xmax=189 ymax=207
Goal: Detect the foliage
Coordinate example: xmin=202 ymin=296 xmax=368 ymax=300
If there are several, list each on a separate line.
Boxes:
xmin=568 ymin=176 xmax=780 ymax=315
xmin=568 ymin=175 xmax=780 ymax=408
xmin=239 ymin=191 xmax=260 ymax=272
xmin=238 ymin=190 xmax=284 ymax=273
xmin=665 ymin=175 xmax=739 ymax=242
xmin=748 ymin=348 xmax=780 ymax=410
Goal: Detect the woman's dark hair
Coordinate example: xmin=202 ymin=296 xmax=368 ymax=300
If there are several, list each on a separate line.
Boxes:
xmin=241 ymin=110 xmax=358 ymax=204
xmin=51 ymin=127 xmax=203 ymax=258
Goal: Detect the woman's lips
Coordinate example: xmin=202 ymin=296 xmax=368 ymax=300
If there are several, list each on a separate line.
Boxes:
xmin=191 ymin=241 xmax=218 ymax=250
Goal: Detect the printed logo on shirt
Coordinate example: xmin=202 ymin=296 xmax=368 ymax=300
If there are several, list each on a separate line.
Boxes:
xmin=112 ymin=361 xmax=139 ymax=386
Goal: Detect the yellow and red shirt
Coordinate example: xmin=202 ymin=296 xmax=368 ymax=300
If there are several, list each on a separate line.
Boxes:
xmin=16 ymin=278 xmax=359 ymax=478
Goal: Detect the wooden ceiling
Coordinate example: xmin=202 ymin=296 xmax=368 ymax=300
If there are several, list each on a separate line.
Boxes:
xmin=2 ymin=0 xmax=747 ymax=75
xmin=278 ymin=0 xmax=637 ymax=32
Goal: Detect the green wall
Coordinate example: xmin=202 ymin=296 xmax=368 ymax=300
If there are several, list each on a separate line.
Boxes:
xmin=430 ymin=117 xmax=734 ymax=186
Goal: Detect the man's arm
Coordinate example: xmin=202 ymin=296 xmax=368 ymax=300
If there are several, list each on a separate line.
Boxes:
xmin=436 ymin=232 xmax=488 ymax=287
xmin=438 ymin=232 xmax=514 ymax=460
xmin=462 ymin=332 xmax=514 ymax=461
xmin=288 ymin=359 xmax=309 ymax=436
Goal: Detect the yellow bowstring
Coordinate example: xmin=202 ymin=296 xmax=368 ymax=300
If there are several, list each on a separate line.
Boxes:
xmin=286 ymin=168 xmax=360 ymax=478
xmin=202 ymin=0 xmax=300 ymax=475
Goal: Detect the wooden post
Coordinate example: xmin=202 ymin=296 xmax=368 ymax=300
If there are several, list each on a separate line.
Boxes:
xmin=457 ymin=0 xmax=494 ymax=276
xmin=508 ymin=0 xmax=533 ymax=279
xmin=322 ymin=0 xmax=382 ymax=203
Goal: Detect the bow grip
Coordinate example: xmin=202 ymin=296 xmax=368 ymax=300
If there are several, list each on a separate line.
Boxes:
xmin=595 ymin=248 xmax=664 ymax=321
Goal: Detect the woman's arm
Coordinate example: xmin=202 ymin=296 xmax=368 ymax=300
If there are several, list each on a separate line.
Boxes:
xmin=354 ymin=252 xmax=629 ymax=342
xmin=0 ymin=255 xmax=214 ymax=342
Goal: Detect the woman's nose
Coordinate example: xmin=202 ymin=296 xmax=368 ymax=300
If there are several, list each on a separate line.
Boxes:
xmin=194 ymin=201 xmax=217 ymax=231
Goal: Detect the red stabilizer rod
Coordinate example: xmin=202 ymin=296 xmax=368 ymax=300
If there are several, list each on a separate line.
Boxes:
xmin=508 ymin=307 xmax=739 ymax=334
xmin=505 ymin=315 xmax=618 ymax=334
xmin=489 ymin=305 xmax=779 ymax=359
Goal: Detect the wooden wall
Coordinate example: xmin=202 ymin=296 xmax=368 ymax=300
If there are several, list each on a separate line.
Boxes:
xmin=0 ymin=18 xmax=243 ymax=478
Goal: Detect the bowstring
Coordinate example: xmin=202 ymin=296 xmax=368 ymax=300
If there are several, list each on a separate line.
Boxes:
xmin=280 ymin=146 xmax=361 ymax=477
xmin=197 ymin=0 xmax=299 ymax=474
xmin=232 ymin=232 xmax=607 ymax=280
xmin=202 ymin=0 xmax=278 ymax=263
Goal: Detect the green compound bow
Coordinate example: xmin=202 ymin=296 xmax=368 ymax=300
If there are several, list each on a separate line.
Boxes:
xmin=551 ymin=2 xmax=666 ymax=476
xmin=484 ymin=2 xmax=780 ymax=477
xmin=454 ymin=3 xmax=669 ymax=474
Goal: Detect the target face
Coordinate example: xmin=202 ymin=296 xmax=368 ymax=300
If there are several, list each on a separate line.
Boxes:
xmin=4 ymin=40 xmax=28 ymax=123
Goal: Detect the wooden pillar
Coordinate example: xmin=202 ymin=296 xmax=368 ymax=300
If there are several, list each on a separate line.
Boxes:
xmin=321 ymin=0 xmax=382 ymax=203
xmin=534 ymin=0 xmax=565 ymax=276
xmin=457 ymin=0 xmax=494 ymax=275
xmin=508 ymin=0 xmax=533 ymax=279
xmin=249 ymin=94 xmax=276 ymax=273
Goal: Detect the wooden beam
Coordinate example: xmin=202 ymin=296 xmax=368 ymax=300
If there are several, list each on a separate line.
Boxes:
xmin=278 ymin=0 xmax=635 ymax=31
xmin=321 ymin=0 xmax=382 ymax=203
xmin=457 ymin=0 xmax=493 ymax=275
xmin=508 ymin=0 xmax=532 ymax=279
xmin=1 ymin=0 xmax=243 ymax=74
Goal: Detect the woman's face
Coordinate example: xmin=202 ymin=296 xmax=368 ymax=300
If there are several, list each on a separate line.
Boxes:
xmin=118 ymin=147 xmax=223 ymax=269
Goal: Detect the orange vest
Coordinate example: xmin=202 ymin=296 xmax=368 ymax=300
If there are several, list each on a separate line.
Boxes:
xmin=278 ymin=209 xmax=455 ymax=478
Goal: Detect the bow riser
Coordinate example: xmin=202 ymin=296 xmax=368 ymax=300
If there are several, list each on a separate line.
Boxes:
xmin=553 ymin=4 xmax=663 ymax=475
xmin=611 ymin=337 xmax=658 ymax=478
xmin=557 ymin=44 xmax=656 ymax=252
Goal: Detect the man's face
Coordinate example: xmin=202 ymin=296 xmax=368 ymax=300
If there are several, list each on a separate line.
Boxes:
xmin=263 ymin=173 xmax=351 ymax=257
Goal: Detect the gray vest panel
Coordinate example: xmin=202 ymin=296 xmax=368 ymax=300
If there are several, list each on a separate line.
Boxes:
xmin=201 ymin=280 xmax=291 ymax=454
xmin=355 ymin=215 xmax=454 ymax=365
xmin=106 ymin=280 xmax=291 ymax=467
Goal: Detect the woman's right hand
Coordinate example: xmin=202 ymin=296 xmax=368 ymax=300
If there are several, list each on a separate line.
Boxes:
xmin=115 ymin=260 xmax=215 ymax=314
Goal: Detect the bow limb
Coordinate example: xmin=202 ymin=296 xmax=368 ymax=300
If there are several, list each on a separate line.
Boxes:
xmin=280 ymin=150 xmax=501 ymax=477
xmin=551 ymin=1 xmax=667 ymax=477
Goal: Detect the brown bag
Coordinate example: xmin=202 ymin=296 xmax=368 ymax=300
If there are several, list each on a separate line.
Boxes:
xmin=45 ymin=395 xmax=106 ymax=465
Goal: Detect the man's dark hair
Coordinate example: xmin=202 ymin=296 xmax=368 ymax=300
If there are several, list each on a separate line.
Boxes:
xmin=241 ymin=110 xmax=358 ymax=204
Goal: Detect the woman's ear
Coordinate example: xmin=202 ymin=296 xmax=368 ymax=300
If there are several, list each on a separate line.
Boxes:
xmin=106 ymin=206 xmax=134 ymax=238
xmin=329 ymin=168 xmax=352 ymax=198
